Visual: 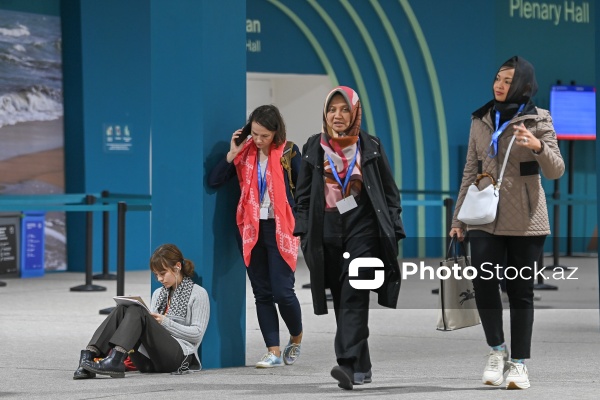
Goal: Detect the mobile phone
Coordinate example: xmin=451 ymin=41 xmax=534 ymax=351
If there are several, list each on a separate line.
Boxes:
xmin=234 ymin=124 xmax=251 ymax=146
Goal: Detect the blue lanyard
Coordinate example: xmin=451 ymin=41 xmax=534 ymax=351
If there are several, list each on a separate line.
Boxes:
xmin=488 ymin=104 xmax=524 ymax=158
xmin=257 ymin=157 xmax=268 ymax=203
xmin=326 ymin=138 xmax=360 ymax=195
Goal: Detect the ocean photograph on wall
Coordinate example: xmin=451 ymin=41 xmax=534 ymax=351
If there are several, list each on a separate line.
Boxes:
xmin=0 ymin=8 xmax=66 ymax=272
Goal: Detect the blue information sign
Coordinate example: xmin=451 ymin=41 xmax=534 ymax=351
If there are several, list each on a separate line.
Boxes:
xmin=550 ymin=85 xmax=596 ymax=140
xmin=21 ymin=212 xmax=45 ymax=278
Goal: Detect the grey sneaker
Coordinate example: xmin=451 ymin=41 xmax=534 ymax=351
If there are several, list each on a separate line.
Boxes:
xmin=282 ymin=339 xmax=301 ymax=365
xmin=353 ymin=370 xmax=372 ymax=385
xmin=482 ymin=349 xmax=509 ymax=386
xmin=255 ymin=352 xmax=283 ymax=368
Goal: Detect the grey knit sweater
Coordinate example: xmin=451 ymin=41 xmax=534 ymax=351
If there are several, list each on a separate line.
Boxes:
xmin=150 ymin=284 xmax=210 ymax=370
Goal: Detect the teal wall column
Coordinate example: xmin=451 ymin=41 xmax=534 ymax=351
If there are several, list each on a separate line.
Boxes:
xmin=61 ymin=0 xmax=86 ymax=271
xmin=150 ymin=0 xmax=247 ymax=368
xmin=62 ymin=0 xmax=152 ymax=273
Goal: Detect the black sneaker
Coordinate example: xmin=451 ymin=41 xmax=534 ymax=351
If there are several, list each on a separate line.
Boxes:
xmin=331 ymin=365 xmax=354 ymax=390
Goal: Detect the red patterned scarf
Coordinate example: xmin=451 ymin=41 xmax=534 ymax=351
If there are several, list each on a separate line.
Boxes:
xmin=321 ymin=86 xmax=363 ymax=209
xmin=234 ymin=140 xmax=299 ymax=271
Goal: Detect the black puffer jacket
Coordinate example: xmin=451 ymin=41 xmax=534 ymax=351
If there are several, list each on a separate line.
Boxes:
xmin=293 ymin=131 xmax=406 ymax=315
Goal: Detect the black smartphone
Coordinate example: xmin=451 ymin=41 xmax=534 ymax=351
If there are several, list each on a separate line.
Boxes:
xmin=234 ymin=123 xmax=251 ymax=146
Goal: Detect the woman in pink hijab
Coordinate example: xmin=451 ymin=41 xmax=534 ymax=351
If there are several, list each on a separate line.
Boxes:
xmin=294 ymin=86 xmax=405 ymax=390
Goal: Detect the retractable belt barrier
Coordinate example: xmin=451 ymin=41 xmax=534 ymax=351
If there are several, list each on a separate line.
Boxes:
xmin=0 ymin=193 xmax=151 ymax=312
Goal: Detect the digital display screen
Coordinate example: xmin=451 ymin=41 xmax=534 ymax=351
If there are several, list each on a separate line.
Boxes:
xmin=549 ymin=85 xmax=596 ymax=140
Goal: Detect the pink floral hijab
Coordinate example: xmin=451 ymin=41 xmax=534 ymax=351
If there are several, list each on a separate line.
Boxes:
xmin=320 ymin=86 xmax=363 ymax=209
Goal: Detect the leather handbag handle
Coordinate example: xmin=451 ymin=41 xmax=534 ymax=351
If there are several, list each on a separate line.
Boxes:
xmin=472 ymin=135 xmax=517 ymax=189
xmin=473 ymin=172 xmax=497 ymax=187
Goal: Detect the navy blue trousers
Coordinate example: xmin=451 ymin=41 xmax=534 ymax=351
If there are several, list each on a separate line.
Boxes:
xmin=247 ymin=219 xmax=302 ymax=348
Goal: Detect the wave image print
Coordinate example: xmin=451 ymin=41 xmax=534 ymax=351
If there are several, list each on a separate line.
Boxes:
xmin=0 ymin=9 xmax=62 ymax=128
xmin=0 ymin=9 xmax=66 ymax=272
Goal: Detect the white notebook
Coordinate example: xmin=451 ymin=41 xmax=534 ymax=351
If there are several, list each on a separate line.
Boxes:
xmin=113 ymin=295 xmax=150 ymax=313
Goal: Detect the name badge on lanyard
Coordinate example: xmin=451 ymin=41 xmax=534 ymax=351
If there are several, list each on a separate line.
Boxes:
xmin=488 ymin=104 xmax=524 ymax=158
xmin=327 ymin=138 xmax=360 ymax=215
xmin=258 ymin=157 xmax=269 ymax=220
xmin=336 ymin=195 xmax=358 ymax=214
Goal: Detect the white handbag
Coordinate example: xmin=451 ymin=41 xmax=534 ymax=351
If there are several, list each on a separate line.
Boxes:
xmin=457 ymin=136 xmax=516 ymax=225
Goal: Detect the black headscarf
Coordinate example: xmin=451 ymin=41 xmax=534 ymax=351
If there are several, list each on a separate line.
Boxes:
xmin=493 ymin=56 xmax=538 ymax=124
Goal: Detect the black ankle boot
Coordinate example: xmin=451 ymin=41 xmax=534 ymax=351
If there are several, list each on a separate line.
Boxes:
xmin=73 ymin=350 xmax=97 ymax=380
xmin=81 ymin=348 xmax=127 ymax=378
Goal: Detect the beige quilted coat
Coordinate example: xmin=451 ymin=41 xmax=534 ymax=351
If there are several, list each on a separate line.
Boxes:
xmin=452 ymin=105 xmax=565 ymax=236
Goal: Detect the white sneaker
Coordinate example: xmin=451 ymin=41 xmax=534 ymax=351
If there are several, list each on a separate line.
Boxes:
xmin=255 ymin=352 xmax=284 ymax=368
xmin=482 ymin=349 xmax=509 ymax=386
xmin=505 ymin=361 xmax=530 ymax=389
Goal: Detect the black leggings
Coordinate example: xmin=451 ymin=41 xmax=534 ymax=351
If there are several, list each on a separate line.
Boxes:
xmin=468 ymin=230 xmax=546 ymax=359
xmin=88 ymin=304 xmax=186 ymax=373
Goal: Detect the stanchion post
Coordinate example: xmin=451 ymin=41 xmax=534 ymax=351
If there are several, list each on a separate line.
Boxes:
xmin=567 ymin=141 xmax=574 ymax=256
xmin=550 ymin=179 xmax=571 ymax=271
xmin=94 ymin=190 xmax=117 ymax=280
xmin=553 ymin=181 xmax=560 ymax=266
xmin=443 ymin=197 xmax=454 ymax=251
xmin=71 ymin=194 xmax=106 ymax=292
xmin=534 ymin=249 xmax=558 ymax=291
xmin=100 ymin=201 xmax=127 ymax=315
xmin=117 ymin=201 xmax=126 ymax=296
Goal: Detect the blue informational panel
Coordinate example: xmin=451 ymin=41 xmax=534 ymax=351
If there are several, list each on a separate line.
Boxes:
xmin=550 ymin=85 xmax=596 ymax=140
xmin=20 ymin=212 xmax=45 ymax=278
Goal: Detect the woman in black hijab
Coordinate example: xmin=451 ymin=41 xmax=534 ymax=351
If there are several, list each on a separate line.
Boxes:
xmin=450 ymin=56 xmax=564 ymax=390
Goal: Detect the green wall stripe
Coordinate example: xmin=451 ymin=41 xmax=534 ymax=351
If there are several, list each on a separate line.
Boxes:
xmin=400 ymin=0 xmax=450 ymax=246
xmin=266 ymin=0 xmax=339 ymax=87
xmin=307 ymin=0 xmax=376 ymax=137
xmin=370 ymin=0 xmax=426 ymax=256
xmin=340 ymin=0 xmax=402 ymax=189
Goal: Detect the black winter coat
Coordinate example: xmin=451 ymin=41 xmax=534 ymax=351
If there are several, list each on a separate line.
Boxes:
xmin=293 ymin=131 xmax=405 ymax=315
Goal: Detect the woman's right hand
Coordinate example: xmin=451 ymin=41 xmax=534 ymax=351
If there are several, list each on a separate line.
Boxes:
xmin=449 ymin=227 xmax=464 ymax=241
xmin=226 ymin=129 xmax=245 ymax=163
xmin=150 ymin=312 xmax=165 ymax=324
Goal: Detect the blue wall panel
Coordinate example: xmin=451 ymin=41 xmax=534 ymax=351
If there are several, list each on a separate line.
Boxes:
xmin=63 ymin=0 xmax=151 ymax=272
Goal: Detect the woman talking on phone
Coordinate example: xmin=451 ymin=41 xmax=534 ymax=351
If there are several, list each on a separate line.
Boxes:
xmin=73 ymin=244 xmax=210 ymax=378
xmin=208 ymin=105 xmax=303 ymax=368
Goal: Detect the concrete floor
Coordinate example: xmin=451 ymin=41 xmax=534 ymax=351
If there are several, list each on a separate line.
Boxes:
xmin=0 ymin=255 xmax=599 ymax=399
